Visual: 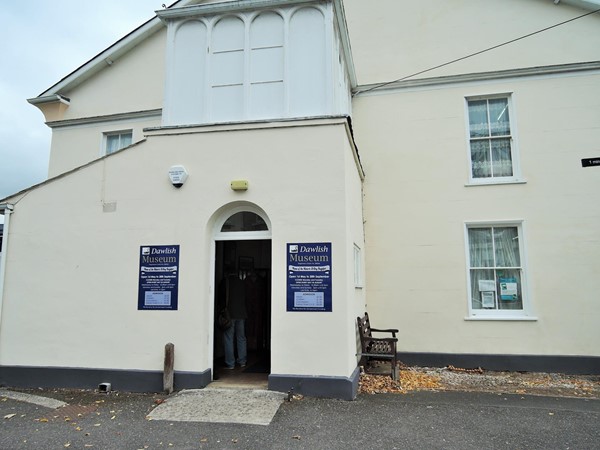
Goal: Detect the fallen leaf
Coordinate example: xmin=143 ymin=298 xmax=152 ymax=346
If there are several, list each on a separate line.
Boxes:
xmin=39 ymin=418 xmax=49 ymax=423
xmin=111 ymin=415 xmax=116 ymax=420
xmin=93 ymin=423 xmax=101 ymax=427
xmin=4 ymin=413 xmax=16 ymax=419
xmin=64 ymin=444 xmax=71 ymax=448
xmin=292 ymin=435 xmax=301 ymax=440
xmin=200 ymin=438 xmax=208 ymax=443
xmin=231 ymin=439 xmax=238 ymax=443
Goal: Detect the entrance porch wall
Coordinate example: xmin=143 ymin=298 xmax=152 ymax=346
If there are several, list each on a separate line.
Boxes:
xmin=0 ymin=120 xmax=362 ymax=383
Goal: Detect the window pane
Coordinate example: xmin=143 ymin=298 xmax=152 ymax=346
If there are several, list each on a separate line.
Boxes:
xmin=249 ymin=81 xmax=284 ymax=119
xmin=468 ymin=228 xmax=494 ymax=267
xmin=106 ymin=135 xmax=120 ymax=154
xmin=488 ymin=98 xmax=510 ymax=136
xmin=211 ymin=85 xmax=244 ymax=122
xmin=493 ymin=227 xmax=520 ymax=267
xmin=468 ymin=100 xmax=489 ymax=138
xmin=121 ymin=133 xmax=132 ymax=147
xmin=212 ymin=17 xmax=244 ymax=52
xmin=106 ymin=132 xmax=132 ymax=154
xmin=491 ymin=138 xmax=513 ymax=177
xmin=251 ymin=12 xmax=284 ymax=49
xmin=221 ymin=212 xmax=268 ymax=232
xmin=496 ymin=269 xmax=523 ymax=310
xmin=251 ymin=47 xmax=284 ymax=83
xmin=470 ymin=269 xmax=495 ymax=309
xmin=212 ymin=51 xmax=244 ymax=86
xmin=470 ymin=140 xmax=491 ymax=178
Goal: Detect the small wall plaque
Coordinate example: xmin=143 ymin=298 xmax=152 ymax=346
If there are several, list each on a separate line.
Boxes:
xmin=581 ymin=158 xmax=600 ymax=168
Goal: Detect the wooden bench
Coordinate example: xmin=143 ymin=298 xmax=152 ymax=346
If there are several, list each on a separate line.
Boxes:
xmin=357 ymin=312 xmax=399 ymax=381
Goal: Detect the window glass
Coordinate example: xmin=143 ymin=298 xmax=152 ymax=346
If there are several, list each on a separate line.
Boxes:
xmin=468 ymin=225 xmax=524 ymax=312
xmin=468 ymin=100 xmax=488 ymax=138
xmin=467 ymin=96 xmax=515 ymax=181
xmin=105 ymin=131 xmax=132 ymax=155
xmin=488 ymin=98 xmax=510 ymax=136
xmin=221 ymin=212 xmax=268 ymax=232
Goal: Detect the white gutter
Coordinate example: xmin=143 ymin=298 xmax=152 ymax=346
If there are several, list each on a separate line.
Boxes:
xmin=27 ymin=94 xmax=71 ymax=107
xmin=0 ymin=203 xmax=14 ymax=346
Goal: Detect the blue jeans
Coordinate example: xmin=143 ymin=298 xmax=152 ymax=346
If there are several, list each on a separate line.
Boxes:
xmin=223 ymin=319 xmax=247 ymax=368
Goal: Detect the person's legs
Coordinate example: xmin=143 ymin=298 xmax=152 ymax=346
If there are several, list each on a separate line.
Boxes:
xmin=235 ymin=319 xmax=247 ymax=366
xmin=223 ymin=324 xmax=235 ymax=368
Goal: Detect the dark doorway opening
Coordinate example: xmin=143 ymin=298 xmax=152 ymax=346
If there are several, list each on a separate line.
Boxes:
xmin=213 ymin=239 xmax=271 ymax=384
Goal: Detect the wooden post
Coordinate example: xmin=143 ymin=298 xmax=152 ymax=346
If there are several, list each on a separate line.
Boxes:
xmin=164 ymin=342 xmax=174 ymax=394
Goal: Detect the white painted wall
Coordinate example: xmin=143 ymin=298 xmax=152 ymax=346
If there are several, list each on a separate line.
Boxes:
xmin=48 ymin=116 xmax=161 ymax=177
xmin=352 ymin=71 xmax=600 ymax=357
xmin=59 ymin=29 xmax=166 ymax=120
xmin=345 ymin=0 xmax=600 ymax=85
xmin=0 ymin=119 xmax=364 ymax=379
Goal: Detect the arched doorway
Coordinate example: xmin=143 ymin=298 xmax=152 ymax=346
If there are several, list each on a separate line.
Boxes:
xmin=212 ymin=205 xmax=272 ymax=386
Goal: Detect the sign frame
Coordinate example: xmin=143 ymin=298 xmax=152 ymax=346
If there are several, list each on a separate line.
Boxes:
xmin=286 ymin=242 xmax=332 ymax=312
xmin=138 ymin=245 xmax=180 ymax=311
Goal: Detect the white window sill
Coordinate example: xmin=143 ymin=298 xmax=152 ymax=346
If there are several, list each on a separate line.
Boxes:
xmin=464 ymin=316 xmax=538 ymax=321
xmin=465 ymin=179 xmax=527 ymax=187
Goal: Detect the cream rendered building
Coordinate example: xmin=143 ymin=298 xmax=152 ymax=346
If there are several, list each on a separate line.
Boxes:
xmin=0 ymin=0 xmax=599 ymax=399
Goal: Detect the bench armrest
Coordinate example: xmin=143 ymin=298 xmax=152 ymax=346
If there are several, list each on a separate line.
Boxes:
xmin=370 ymin=327 xmax=398 ymax=337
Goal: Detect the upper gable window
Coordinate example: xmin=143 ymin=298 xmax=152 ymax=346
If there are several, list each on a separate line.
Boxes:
xmin=162 ymin=2 xmax=350 ymax=126
xmin=466 ymin=95 xmax=521 ymax=184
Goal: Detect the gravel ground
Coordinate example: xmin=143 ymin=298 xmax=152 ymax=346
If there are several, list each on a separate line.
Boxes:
xmin=359 ymin=364 xmax=600 ymax=398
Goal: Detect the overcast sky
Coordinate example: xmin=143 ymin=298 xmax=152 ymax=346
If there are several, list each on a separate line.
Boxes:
xmin=0 ymin=1 xmax=167 ymax=221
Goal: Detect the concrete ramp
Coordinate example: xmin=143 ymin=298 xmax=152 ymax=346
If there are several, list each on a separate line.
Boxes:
xmin=147 ymin=388 xmax=286 ymax=426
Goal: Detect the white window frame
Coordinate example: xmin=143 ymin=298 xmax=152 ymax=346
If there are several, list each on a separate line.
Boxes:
xmin=353 ymin=243 xmax=363 ymax=288
xmin=103 ymin=130 xmax=133 ymax=155
xmin=464 ymin=220 xmax=535 ymax=321
xmin=464 ymin=93 xmax=524 ymax=186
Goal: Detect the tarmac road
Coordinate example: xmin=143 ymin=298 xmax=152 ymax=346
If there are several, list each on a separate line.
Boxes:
xmin=1 ymin=388 xmax=599 ymax=449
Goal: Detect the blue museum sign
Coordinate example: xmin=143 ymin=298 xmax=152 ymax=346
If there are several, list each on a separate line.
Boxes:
xmin=138 ymin=245 xmax=180 ymax=310
xmin=287 ymin=242 xmax=332 ymax=312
